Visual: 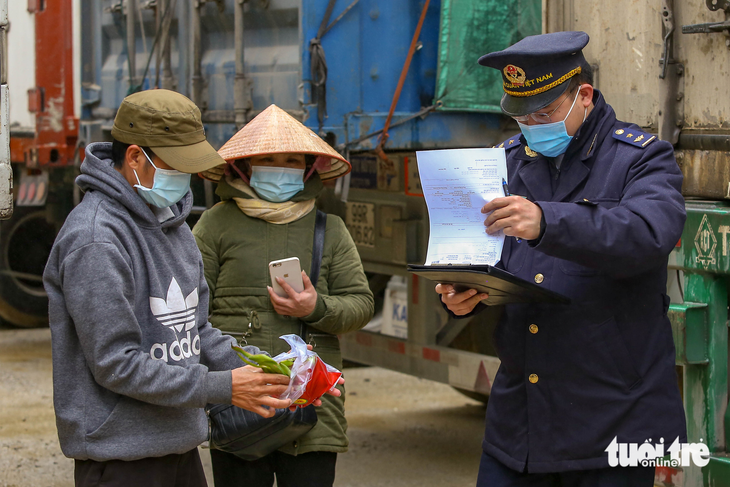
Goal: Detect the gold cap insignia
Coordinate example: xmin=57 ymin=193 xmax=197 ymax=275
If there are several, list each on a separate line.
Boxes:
xmin=503 ymin=64 xmax=527 ymax=87
xmin=525 ymin=146 xmax=537 ymax=157
xmin=615 ymin=129 xmax=624 ymax=135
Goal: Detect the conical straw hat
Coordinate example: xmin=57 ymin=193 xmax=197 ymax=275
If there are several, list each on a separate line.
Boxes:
xmin=201 ymin=105 xmax=351 ymax=182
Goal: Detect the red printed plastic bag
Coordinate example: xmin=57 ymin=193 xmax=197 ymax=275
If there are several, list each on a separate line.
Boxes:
xmin=272 ymin=334 xmax=342 ymax=407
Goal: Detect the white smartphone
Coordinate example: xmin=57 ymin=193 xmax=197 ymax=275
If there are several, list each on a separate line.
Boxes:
xmin=269 ymin=257 xmax=304 ymax=297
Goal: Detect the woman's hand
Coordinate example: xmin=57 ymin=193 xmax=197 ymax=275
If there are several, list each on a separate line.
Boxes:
xmin=289 ymin=376 xmax=345 ymax=411
xmin=268 ymin=271 xmax=318 ymax=318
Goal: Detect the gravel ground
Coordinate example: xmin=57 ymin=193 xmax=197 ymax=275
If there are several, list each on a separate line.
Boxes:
xmin=0 ymin=327 xmax=486 ymax=487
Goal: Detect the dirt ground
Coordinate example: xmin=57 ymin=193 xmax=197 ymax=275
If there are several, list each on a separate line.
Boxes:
xmin=0 ymin=327 xmax=486 ymax=487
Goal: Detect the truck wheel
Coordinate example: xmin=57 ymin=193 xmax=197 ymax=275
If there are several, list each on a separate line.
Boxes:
xmin=0 ymin=208 xmax=56 ymax=328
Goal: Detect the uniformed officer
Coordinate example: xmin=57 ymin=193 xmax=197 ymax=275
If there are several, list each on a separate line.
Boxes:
xmin=436 ymin=31 xmax=687 ymax=486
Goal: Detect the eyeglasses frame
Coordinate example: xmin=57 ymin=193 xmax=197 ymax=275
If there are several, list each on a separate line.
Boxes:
xmin=513 ymin=88 xmax=577 ymax=125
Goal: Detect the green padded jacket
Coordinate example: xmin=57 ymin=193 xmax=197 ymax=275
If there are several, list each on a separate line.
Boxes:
xmin=192 ymin=174 xmax=374 ymax=455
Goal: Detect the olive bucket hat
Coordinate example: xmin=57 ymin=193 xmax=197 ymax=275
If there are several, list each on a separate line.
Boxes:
xmin=111 ymin=89 xmax=226 ymax=174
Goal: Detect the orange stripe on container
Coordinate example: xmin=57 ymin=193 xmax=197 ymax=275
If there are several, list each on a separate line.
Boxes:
xmin=356 ymin=333 xmax=373 ymax=346
xmin=388 ymin=341 xmax=406 ymax=354
xmin=423 ymin=348 xmax=440 ymax=362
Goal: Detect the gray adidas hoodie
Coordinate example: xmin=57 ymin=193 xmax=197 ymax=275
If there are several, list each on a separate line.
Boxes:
xmin=43 ymin=142 xmax=243 ymax=462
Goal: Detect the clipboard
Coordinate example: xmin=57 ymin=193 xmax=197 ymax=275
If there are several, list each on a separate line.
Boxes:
xmin=407 ymin=264 xmax=571 ymax=306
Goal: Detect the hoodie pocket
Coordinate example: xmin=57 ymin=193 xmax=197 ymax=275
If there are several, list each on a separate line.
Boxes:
xmin=86 ymin=396 xmax=207 ymax=460
xmin=86 ymin=397 xmax=123 ymax=439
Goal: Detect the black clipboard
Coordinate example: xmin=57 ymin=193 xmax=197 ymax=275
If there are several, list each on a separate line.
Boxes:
xmin=407 ymin=264 xmax=571 ymax=306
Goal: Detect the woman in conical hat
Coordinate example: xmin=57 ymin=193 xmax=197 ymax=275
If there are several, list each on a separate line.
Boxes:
xmin=193 ymin=105 xmax=374 ymax=487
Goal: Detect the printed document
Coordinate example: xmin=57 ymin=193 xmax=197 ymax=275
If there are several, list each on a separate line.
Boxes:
xmin=416 ymin=148 xmax=508 ymax=266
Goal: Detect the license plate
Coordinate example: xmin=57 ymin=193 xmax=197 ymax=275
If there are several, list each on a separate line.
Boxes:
xmin=345 ymin=202 xmax=375 ymax=248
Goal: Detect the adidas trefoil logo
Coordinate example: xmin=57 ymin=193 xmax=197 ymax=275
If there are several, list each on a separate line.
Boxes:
xmin=150 ymin=277 xmax=198 ymax=333
xmin=148 ymin=278 xmax=201 ymax=362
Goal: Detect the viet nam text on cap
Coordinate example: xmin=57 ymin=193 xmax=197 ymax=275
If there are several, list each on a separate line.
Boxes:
xmin=477 ymin=31 xmax=590 ymax=117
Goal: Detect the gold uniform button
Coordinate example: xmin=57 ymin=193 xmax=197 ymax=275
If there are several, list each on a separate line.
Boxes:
xmin=529 ymin=374 xmax=539 ymax=384
xmin=534 ymin=273 xmax=544 ymax=284
xmin=529 ymin=324 xmax=538 ymax=334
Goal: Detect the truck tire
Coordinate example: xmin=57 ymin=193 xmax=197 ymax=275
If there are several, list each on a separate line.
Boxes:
xmin=0 ymin=208 xmax=56 ymax=328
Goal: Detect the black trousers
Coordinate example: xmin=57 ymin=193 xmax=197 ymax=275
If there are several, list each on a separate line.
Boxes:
xmin=210 ymin=449 xmax=337 ymax=487
xmin=74 ymin=448 xmax=207 ymax=487
xmin=477 ymin=451 xmax=655 ymax=487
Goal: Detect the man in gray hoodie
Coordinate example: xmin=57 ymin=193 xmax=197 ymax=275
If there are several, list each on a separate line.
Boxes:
xmin=43 ymin=90 xmax=293 ymax=487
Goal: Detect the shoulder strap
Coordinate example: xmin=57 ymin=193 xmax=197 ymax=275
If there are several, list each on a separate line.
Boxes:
xmin=310 ymin=210 xmax=327 ymax=287
xmin=301 ymin=209 xmax=327 ymax=341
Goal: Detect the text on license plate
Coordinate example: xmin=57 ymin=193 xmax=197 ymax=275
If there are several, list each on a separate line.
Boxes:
xmin=345 ymin=202 xmax=375 ymax=248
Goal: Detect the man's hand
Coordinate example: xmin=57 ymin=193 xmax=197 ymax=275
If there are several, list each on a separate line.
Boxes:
xmin=231 ymin=366 xmax=292 ymax=418
xmin=435 ymin=284 xmax=487 ymax=316
xmin=482 ymin=196 xmax=542 ymax=240
xmin=268 ymin=271 xmax=318 ymax=318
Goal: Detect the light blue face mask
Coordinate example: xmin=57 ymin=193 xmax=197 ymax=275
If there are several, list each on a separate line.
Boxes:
xmin=249 ymin=166 xmax=305 ymax=203
xmin=518 ymin=86 xmax=586 ymax=158
xmin=133 ymin=149 xmax=191 ymax=208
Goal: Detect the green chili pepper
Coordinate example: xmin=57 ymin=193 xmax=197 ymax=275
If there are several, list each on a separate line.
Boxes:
xmin=278 ymin=362 xmax=292 ymax=377
xmin=232 ymin=345 xmax=291 ymax=376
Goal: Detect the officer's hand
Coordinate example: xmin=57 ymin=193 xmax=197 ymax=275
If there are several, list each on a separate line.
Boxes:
xmin=268 ymin=271 xmax=318 ymax=318
xmin=482 ymin=196 xmax=542 ymax=240
xmin=435 ymin=283 xmax=487 ymax=316
xmin=231 ymin=366 xmax=292 ymax=418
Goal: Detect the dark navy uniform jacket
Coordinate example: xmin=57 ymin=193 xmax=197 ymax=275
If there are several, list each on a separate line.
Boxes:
xmin=478 ymin=90 xmax=687 ymax=473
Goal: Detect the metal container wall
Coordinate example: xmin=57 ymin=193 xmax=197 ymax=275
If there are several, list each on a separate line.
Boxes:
xmin=550 ymin=2 xmax=729 ymax=130
xmin=80 ymin=0 xmax=507 ymax=152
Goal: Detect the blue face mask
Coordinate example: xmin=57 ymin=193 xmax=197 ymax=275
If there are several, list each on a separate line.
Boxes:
xmin=518 ymin=87 xmax=586 ymax=157
xmin=250 ymin=166 xmax=305 ymax=203
xmin=133 ymin=149 xmax=191 ymax=208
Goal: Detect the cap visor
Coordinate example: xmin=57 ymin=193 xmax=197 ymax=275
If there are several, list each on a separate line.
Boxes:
xmin=150 ymin=140 xmax=226 ymax=174
xmin=500 ymin=80 xmax=572 ymax=117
